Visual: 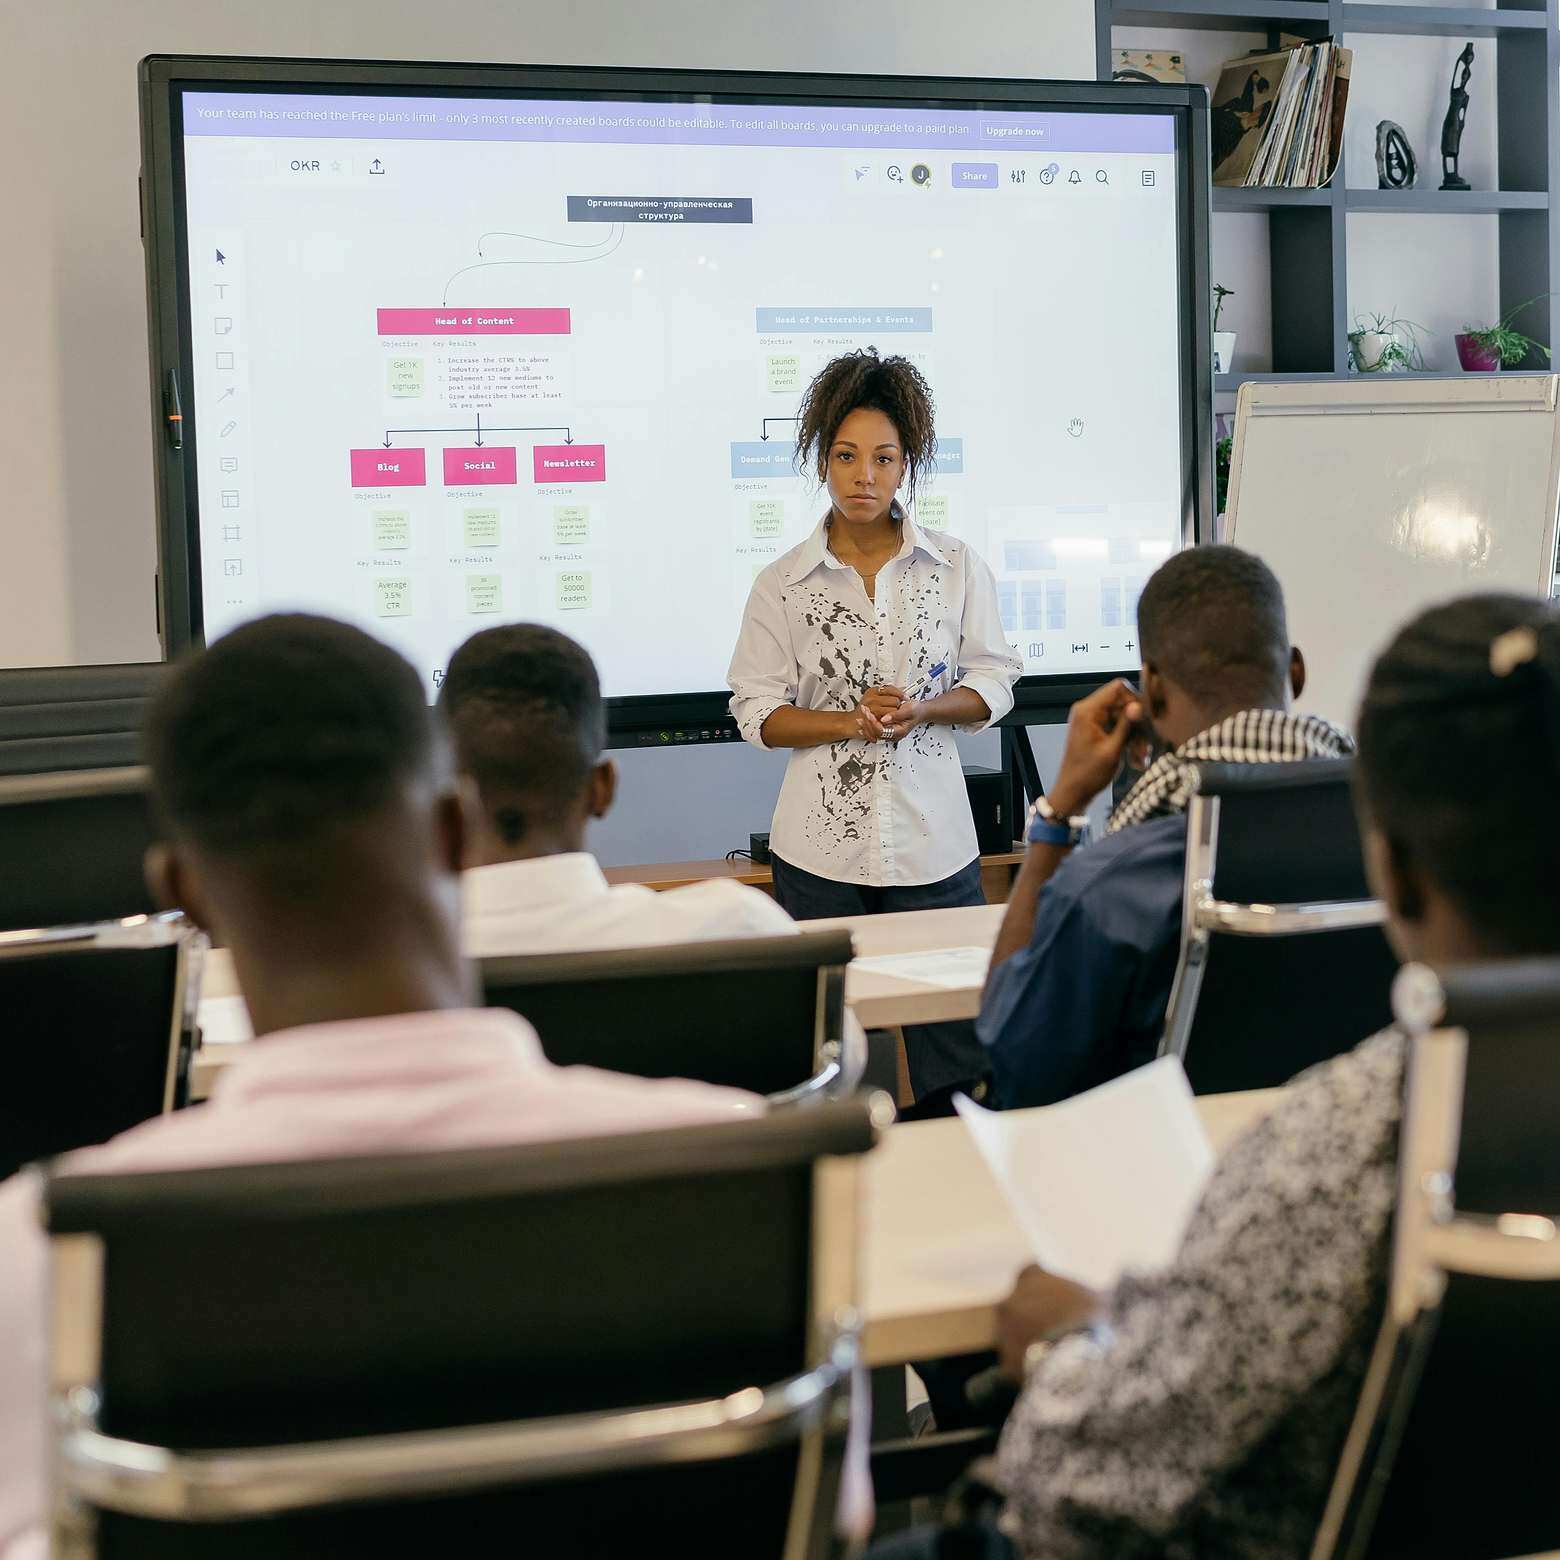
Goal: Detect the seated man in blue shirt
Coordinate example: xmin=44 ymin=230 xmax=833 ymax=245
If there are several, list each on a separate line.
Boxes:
xmin=978 ymin=545 xmax=1352 ymax=1108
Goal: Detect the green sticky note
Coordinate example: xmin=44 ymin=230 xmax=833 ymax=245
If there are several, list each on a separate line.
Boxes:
xmin=466 ymin=574 xmax=502 ymax=614
xmin=556 ymin=570 xmax=592 ymax=611
xmin=463 ymin=507 xmax=500 ymax=547
xmin=372 ymin=509 xmax=410 ymax=549
xmin=750 ymin=499 xmax=785 ymax=539
xmin=916 ymin=494 xmax=951 ymax=530
xmin=374 ymin=577 xmax=411 ymax=617
xmin=767 ymin=354 xmax=801 ymax=394
xmin=553 ymin=504 xmax=590 ymax=545
xmin=386 ymin=356 xmax=423 ymax=398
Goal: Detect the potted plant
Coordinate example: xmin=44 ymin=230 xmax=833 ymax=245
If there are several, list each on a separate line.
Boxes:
xmin=1455 ymin=295 xmax=1553 ymax=372
xmin=1216 ymin=434 xmax=1233 ymax=518
xmin=1213 ymin=284 xmax=1237 ymax=374
xmin=1348 ymin=311 xmax=1428 ymax=374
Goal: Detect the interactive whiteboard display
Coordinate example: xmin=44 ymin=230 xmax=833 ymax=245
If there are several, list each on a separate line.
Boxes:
xmin=144 ymin=65 xmax=1207 ymax=717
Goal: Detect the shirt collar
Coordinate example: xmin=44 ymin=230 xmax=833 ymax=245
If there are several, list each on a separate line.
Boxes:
xmin=462 ymin=852 xmax=610 ymax=921
xmin=210 ymin=1007 xmax=545 ymax=1109
xmin=782 ymin=510 xmax=950 ymax=586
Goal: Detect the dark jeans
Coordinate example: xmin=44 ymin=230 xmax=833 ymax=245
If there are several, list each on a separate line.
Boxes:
xmin=769 ymin=854 xmax=989 ymax=1104
xmin=868 ymin=1523 xmax=1015 ymax=1560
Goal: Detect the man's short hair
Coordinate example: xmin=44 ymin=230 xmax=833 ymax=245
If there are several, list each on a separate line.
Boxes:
xmin=1136 ymin=545 xmax=1290 ymax=706
xmin=143 ymin=613 xmax=438 ymax=854
xmin=437 ymin=625 xmax=605 ymax=843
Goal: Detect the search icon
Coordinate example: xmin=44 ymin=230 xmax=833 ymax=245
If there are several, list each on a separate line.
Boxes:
xmin=887 ymin=164 xmax=905 ymax=183
xmin=1095 ymin=169 xmax=1109 ymax=185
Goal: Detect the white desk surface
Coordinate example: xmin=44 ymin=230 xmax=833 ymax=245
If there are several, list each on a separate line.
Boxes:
xmin=860 ymin=1088 xmax=1283 ymax=1367
xmin=190 ymin=903 xmax=1005 ymax=1097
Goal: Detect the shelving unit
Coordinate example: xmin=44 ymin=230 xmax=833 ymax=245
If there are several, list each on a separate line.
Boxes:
xmin=1098 ymin=0 xmax=1560 ymax=385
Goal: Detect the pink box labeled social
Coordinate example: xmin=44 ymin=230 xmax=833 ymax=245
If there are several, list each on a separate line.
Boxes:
xmin=376 ymin=307 xmax=571 ymax=336
xmin=443 ymin=446 xmax=518 ymax=485
xmin=350 ymin=448 xmax=426 ymax=487
xmin=533 ymin=444 xmax=606 ymax=484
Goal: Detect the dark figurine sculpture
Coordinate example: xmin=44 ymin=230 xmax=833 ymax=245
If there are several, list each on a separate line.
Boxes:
xmin=1440 ymin=42 xmax=1475 ymax=191
xmin=1376 ymin=120 xmax=1417 ymax=189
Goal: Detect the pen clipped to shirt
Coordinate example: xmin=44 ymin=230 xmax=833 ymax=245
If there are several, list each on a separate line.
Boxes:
xmin=902 ymin=660 xmax=948 ymax=703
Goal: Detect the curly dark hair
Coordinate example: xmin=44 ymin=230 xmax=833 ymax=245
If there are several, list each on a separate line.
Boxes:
xmin=793 ymin=348 xmax=937 ymax=502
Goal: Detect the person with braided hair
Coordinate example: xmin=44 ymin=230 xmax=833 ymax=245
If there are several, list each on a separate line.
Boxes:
xmin=872 ymin=592 xmax=1560 ymax=1560
xmin=728 ymin=348 xmax=1020 ymax=1112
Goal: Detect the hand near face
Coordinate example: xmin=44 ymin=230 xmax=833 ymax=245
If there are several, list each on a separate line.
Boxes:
xmin=1048 ymin=679 xmax=1148 ymax=816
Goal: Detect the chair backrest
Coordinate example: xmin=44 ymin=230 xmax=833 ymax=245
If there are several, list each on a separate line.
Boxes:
xmin=0 ymin=913 xmax=195 ymax=1181
xmin=1314 ymin=961 xmax=1560 ymax=1560
xmin=46 ymin=1095 xmax=886 ymax=1559
xmin=0 ymin=767 xmax=159 ymax=932
xmin=480 ymin=929 xmax=854 ymax=1100
xmin=0 ymin=663 xmax=159 ymax=777
xmin=1160 ymin=759 xmax=1399 ymax=1094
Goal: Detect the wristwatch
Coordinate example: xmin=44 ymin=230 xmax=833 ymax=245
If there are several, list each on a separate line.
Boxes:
xmin=1025 ymin=795 xmax=1091 ymax=850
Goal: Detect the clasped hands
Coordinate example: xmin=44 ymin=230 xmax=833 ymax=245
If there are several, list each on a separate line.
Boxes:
xmin=848 ymin=684 xmax=924 ymax=742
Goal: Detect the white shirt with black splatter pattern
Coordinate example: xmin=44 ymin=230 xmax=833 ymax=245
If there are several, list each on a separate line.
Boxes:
xmin=728 ymin=514 xmax=1020 ymax=887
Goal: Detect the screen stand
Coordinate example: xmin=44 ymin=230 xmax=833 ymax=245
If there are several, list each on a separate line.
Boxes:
xmin=1001 ymin=724 xmax=1044 ymax=844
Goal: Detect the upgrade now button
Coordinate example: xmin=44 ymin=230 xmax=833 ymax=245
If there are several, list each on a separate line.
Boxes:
xmin=951 ymin=162 xmax=998 ymax=189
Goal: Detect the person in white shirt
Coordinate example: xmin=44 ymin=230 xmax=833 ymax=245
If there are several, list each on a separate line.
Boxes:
xmin=0 ymin=614 xmax=770 ymax=1560
xmin=440 ymin=623 xmax=796 ymax=959
xmin=728 ymin=349 xmax=1021 ymax=1112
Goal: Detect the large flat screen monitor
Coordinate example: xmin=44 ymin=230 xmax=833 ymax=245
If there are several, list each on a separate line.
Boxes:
xmin=139 ymin=57 xmax=1212 ymax=742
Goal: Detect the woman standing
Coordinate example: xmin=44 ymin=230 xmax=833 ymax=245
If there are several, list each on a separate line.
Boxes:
xmin=728 ymin=349 xmax=1021 ymax=1113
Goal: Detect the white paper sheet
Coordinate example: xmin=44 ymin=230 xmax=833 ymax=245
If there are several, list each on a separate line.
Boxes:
xmin=852 ymin=945 xmax=991 ymax=990
xmin=954 ymin=1056 xmax=1214 ymax=1289
xmin=197 ymin=993 xmax=254 ymax=1047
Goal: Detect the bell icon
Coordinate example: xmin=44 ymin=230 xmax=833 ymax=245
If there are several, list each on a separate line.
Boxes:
xmin=1067 ymin=169 xmax=1082 ymax=185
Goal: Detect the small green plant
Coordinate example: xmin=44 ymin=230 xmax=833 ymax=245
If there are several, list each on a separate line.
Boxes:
xmin=1348 ymin=311 xmax=1428 ymax=374
xmin=1213 ymin=284 xmax=1234 ymax=333
xmin=1460 ymin=294 xmax=1554 ymax=368
xmin=1216 ymin=434 xmax=1233 ymax=515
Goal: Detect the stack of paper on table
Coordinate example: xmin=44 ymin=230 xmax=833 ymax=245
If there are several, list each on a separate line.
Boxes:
xmin=852 ymin=946 xmax=991 ymax=989
xmin=954 ymin=1057 xmax=1214 ymax=1290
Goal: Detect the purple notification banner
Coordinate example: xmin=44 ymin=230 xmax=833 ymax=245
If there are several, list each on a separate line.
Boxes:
xmin=181 ymin=92 xmax=1176 ymax=154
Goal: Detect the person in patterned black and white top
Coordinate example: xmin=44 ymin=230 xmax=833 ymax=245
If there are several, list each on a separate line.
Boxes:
xmin=871 ymin=592 xmax=1560 ymax=1559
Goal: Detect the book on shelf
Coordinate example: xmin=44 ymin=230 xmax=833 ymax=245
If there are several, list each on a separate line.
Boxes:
xmin=1212 ymin=40 xmax=1351 ymax=189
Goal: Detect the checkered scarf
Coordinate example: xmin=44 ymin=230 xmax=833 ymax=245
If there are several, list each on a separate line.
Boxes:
xmin=1107 ymin=708 xmax=1357 ymax=835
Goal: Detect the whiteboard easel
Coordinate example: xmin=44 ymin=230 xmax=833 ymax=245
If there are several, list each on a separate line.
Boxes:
xmin=1225 ymin=375 xmax=1560 ymax=729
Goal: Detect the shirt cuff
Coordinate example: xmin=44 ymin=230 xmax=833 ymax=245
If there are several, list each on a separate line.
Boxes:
xmin=952 ymin=671 xmax=1015 ymax=733
xmin=731 ymin=696 xmax=786 ymax=749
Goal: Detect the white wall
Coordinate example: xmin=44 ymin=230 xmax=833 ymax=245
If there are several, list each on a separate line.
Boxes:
xmin=1 ymin=0 xmax=1093 ymax=865
xmin=0 ymin=0 xmax=1095 ymax=671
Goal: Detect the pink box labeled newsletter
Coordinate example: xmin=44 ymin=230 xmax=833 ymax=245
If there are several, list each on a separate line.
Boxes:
xmin=350 ymin=448 xmax=426 ymax=487
xmin=443 ymin=447 xmax=518 ymax=485
xmin=533 ymin=444 xmax=606 ymax=484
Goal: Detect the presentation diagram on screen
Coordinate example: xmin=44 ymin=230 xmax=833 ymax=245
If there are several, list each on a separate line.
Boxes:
xmin=182 ymin=94 xmax=1185 ymax=698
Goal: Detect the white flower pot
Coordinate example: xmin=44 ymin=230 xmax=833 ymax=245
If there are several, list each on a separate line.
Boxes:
xmin=1355 ymin=330 xmax=1394 ymax=372
xmin=1213 ymin=331 xmax=1238 ymax=375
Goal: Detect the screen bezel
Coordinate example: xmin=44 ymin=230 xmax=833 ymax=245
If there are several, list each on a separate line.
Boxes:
xmin=139 ymin=54 xmax=1213 ymax=736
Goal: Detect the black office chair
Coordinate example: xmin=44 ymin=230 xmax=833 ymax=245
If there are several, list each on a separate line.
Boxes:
xmin=45 ymin=1095 xmax=888 ymax=1559
xmin=0 ymin=911 xmax=197 ymax=1180
xmin=1313 ymin=961 xmax=1560 ymax=1559
xmin=481 ymin=929 xmax=858 ymax=1103
xmin=1158 ymin=759 xmax=1399 ymax=1094
xmin=0 ymin=662 xmax=160 ymax=776
xmin=0 ymin=766 xmax=159 ymax=932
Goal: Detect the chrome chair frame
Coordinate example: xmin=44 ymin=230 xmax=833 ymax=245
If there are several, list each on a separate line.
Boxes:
xmin=1311 ymin=964 xmax=1560 ymax=1560
xmin=1159 ymin=789 xmax=1388 ymax=1067
xmin=49 ymin=1096 xmax=887 ymax=1560
xmin=0 ymin=909 xmax=199 ymax=1123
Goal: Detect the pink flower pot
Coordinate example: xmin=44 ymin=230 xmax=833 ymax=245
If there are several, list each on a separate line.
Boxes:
xmin=1455 ymin=333 xmax=1502 ymax=372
